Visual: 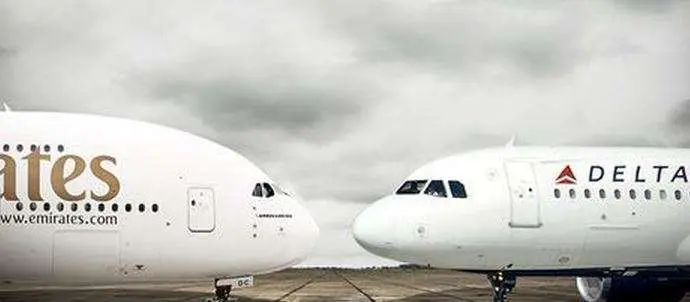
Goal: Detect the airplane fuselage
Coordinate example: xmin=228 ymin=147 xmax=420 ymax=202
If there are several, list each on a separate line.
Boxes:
xmin=0 ymin=112 xmax=318 ymax=282
xmin=354 ymin=147 xmax=690 ymax=275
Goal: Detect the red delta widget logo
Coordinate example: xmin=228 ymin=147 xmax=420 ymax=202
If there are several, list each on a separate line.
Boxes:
xmin=555 ymin=165 xmax=577 ymax=185
xmin=555 ymin=164 xmax=690 ymax=185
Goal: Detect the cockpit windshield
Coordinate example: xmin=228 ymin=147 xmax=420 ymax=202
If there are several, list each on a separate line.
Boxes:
xmin=448 ymin=181 xmax=467 ymax=198
xmin=263 ymin=183 xmax=275 ymax=198
xmin=394 ymin=179 xmax=468 ymax=198
xmin=251 ymin=182 xmax=279 ymax=198
xmin=396 ymin=180 xmax=428 ymax=195
xmin=252 ymin=183 xmax=263 ymax=197
xmin=424 ymin=180 xmax=447 ymax=198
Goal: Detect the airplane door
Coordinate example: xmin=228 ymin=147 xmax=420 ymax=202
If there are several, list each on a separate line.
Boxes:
xmin=188 ymin=187 xmax=216 ymax=232
xmin=505 ymin=161 xmax=542 ymax=228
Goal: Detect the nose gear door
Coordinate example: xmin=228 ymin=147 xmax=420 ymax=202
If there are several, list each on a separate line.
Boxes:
xmin=188 ymin=187 xmax=215 ymax=232
xmin=505 ymin=161 xmax=542 ymax=228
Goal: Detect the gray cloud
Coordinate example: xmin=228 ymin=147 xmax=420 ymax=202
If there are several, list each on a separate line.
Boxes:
xmin=666 ymin=99 xmax=690 ymax=147
xmin=614 ymin=0 xmax=687 ymax=13
xmin=669 ymin=99 xmax=690 ymax=128
xmin=0 ymin=46 xmax=14 ymax=57
xmin=307 ymin=1 xmax=587 ymax=77
xmin=143 ymin=70 xmax=368 ymax=138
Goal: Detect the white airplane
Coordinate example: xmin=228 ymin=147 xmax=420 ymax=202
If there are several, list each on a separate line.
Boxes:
xmin=353 ymin=144 xmax=690 ymax=302
xmin=0 ymin=109 xmax=319 ymax=301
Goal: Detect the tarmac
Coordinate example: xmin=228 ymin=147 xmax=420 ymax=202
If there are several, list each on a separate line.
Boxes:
xmin=1 ymin=268 xmax=689 ymax=302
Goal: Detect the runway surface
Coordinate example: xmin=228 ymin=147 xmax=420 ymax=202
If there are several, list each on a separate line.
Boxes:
xmin=1 ymin=268 xmax=689 ymax=301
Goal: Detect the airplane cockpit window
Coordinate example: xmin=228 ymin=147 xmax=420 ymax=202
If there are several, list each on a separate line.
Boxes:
xmin=448 ymin=181 xmax=467 ymax=198
xmin=424 ymin=180 xmax=447 ymax=198
xmin=252 ymin=183 xmax=263 ymax=197
xmin=263 ymin=183 xmax=275 ymax=198
xmin=396 ymin=180 xmax=428 ymax=195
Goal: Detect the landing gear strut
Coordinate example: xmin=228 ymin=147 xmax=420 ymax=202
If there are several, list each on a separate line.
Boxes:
xmin=487 ymin=271 xmax=517 ymax=302
xmin=213 ymin=278 xmax=234 ymax=302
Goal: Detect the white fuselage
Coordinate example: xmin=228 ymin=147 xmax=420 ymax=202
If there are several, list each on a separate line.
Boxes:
xmin=0 ymin=112 xmax=318 ymax=282
xmin=354 ymin=147 xmax=690 ymax=274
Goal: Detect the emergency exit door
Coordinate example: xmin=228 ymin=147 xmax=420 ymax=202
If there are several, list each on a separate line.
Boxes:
xmin=188 ymin=187 xmax=216 ymax=232
xmin=505 ymin=161 xmax=542 ymax=228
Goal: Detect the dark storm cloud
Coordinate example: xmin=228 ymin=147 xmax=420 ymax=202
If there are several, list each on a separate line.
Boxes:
xmin=309 ymin=1 xmax=583 ymax=76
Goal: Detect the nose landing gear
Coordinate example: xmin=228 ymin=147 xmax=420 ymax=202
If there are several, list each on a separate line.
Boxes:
xmin=213 ymin=279 xmax=234 ymax=302
xmin=487 ymin=271 xmax=517 ymax=302
xmin=211 ymin=276 xmax=253 ymax=302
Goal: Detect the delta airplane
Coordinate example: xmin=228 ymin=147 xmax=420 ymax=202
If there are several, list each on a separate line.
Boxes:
xmin=0 ymin=107 xmax=319 ymax=301
xmin=353 ymin=143 xmax=690 ymax=302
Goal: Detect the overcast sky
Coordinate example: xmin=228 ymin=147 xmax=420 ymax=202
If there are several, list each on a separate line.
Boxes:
xmin=1 ymin=0 xmax=689 ymax=267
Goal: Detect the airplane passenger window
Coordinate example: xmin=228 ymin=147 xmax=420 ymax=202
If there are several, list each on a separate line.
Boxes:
xmin=15 ymin=202 xmax=22 ymax=211
xmin=152 ymin=204 xmax=159 ymax=213
xmin=263 ymin=183 xmax=275 ymax=198
xmin=448 ymin=181 xmax=467 ymax=198
xmin=584 ymin=189 xmax=591 ymax=199
xmin=71 ymin=203 xmax=78 ymax=212
xmin=675 ymin=190 xmax=682 ymax=200
xmin=98 ymin=203 xmax=105 ymax=212
xmin=43 ymin=202 xmax=50 ymax=212
xmin=2 ymin=144 xmax=8 ymax=152
xmin=57 ymin=202 xmax=64 ymax=212
xmin=424 ymin=180 xmax=447 ymax=198
xmin=252 ymin=183 xmax=263 ymax=197
xmin=16 ymin=144 xmax=23 ymax=152
xmin=112 ymin=203 xmax=119 ymax=212
xmin=569 ymin=189 xmax=576 ymax=199
xmin=44 ymin=145 xmax=50 ymax=152
xmin=125 ymin=204 xmax=132 ymax=212
xmin=139 ymin=204 xmax=145 ymax=212
xmin=554 ymin=189 xmax=561 ymax=199
xmin=599 ymin=189 xmax=606 ymax=199
xmin=85 ymin=203 xmax=92 ymax=212
xmin=396 ymin=180 xmax=428 ymax=195
xmin=29 ymin=202 xmax=36 ymax=212
xmin=629 ymin=189 xmax=637 ymax=200
xmin=660 ymin=190 xmax=667 ymax=200
xmin=644 ymin=189 xmax=652 ymax=200
xmin=614 ymin=189 xmax=621 ymax=199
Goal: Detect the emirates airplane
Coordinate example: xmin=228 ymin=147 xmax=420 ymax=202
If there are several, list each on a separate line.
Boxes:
xmin=353 ymin=143 xmax=690 ymax=302
xmin=0 ymin=107 xmax=319 ymax=301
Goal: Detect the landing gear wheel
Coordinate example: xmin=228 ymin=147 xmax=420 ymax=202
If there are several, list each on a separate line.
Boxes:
xmin=213 ymin=278 xmax=232 ymax=302
xmin=487 ymin=272 xmax=517 ymax=302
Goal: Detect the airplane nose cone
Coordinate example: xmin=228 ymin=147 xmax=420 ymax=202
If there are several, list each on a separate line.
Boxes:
xmin=352 ymin=200 xmax=396 ymax=257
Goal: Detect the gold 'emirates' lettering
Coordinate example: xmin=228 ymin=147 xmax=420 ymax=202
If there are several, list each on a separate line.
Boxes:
xmin=90 ymin=156 xmax=120 ymax=201
xmin=0 ymin=154 xmax=17 ymax=200
xmin=25 ymin=152 xmax=50 ymax=201
xmin=0 ymin=152 xmax=120 ymax=202
xmin=51 ymin=155 xmax=87 ymax=201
